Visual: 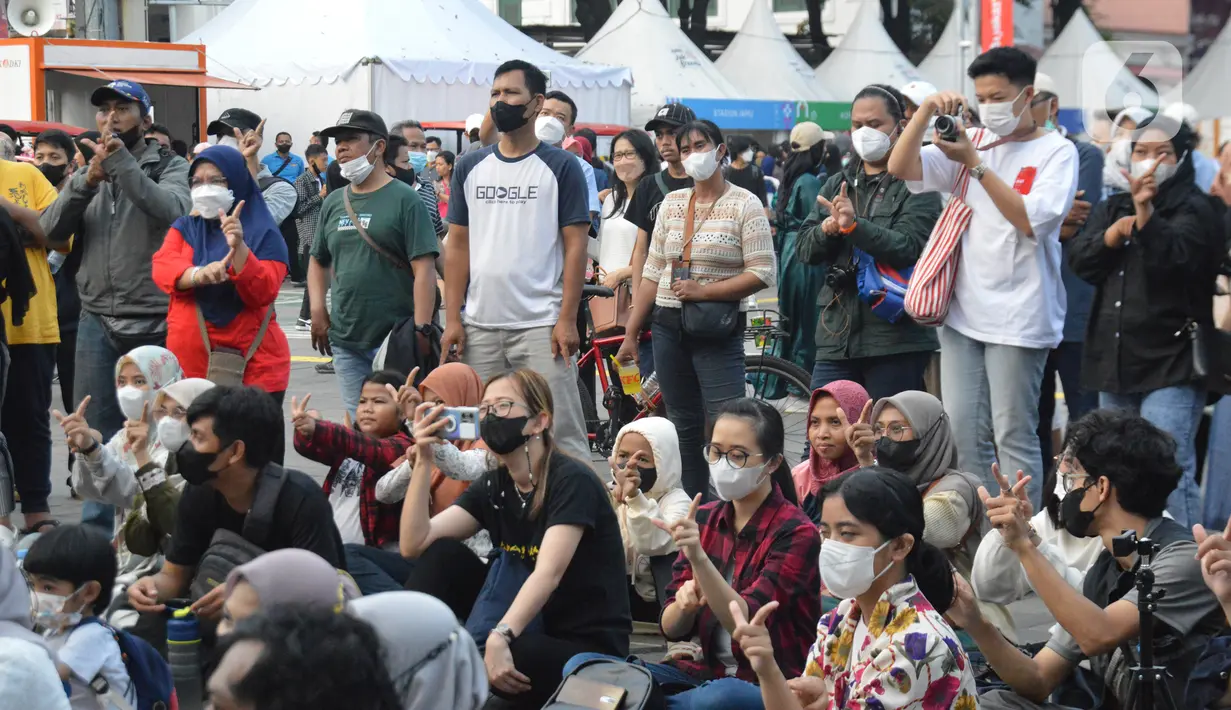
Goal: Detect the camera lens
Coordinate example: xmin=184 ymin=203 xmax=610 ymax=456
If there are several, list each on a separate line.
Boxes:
xmin=442 ymin=416 xmax=457 ymax=432
xmin=934 ymin=115 xmax=960 ymax=142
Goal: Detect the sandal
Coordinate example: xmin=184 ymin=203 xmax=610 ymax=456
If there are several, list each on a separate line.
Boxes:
xmin=19 ymin=519 xmax=61 ymax=536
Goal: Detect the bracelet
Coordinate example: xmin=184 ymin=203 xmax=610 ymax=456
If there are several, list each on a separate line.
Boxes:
xmin=82 ymin=439 xmax=100 ymax=455
xmin=839 ymin=220 xmax=858 ymax=235
xmin=490 ymin=623 xmax=516 ymax=646
xmin=189 ymin=267 xmax=200 ymax=287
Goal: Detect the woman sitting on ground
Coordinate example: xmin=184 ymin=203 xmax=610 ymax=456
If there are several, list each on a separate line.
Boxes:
xmin=398 ymin=369 xmax=631 ymax=710
xmin=792 ymin=380 xmax=871 ymax=523
xmin=735 ymin=468 xmax=979 ymax=710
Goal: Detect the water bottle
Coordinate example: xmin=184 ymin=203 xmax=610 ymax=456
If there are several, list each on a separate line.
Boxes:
xmin=47 ymin=251 xmax=66 ymax=275
xmin=167 ymin=607 xmax=204 ymax=710
xmin=636 ymin=372 xmax=660 ymax=408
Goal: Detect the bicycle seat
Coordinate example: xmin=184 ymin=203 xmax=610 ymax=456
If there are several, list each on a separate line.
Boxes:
xmin=582 ymin=284 xmax=615 ymax=299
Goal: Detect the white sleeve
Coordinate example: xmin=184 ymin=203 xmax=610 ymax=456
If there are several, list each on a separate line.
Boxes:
xmin=1021 ymin=140 xmax=1079 ymax=239
xmin=971 ymin=510 xmax=1085 ymax=605
xmin=431 ymin=444 xmax=493 ymax=482
xmin=374 ymin=460 xmax=411 ymax=504
xmin=624 ymin=488 xmax=691 ymax=558
xmin=906 ymin=142 xmax=961 ymax=195
xmin=71 ymin=436 xmax=139 ymax=508
xmin=263 ymin=180 xmax=298 ymax=223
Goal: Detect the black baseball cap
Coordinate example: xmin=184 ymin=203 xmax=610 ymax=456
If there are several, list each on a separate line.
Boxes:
xmin=319 ymin=109 xmax=388 ymax=140
xmin=645 ymin=103 xmax=696 ymax=132
xmin=206 ymin=108 xmax=263 ymax=138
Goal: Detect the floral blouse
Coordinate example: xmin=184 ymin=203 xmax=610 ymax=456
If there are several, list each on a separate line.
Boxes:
xmin=804 ymin=576 xmax=978 ymax=710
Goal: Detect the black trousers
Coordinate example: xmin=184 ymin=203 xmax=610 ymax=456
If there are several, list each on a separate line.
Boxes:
xmin=56 ymin=328 xmax=78 ymax=474
xmin=403 ymin=539 xmax=596 ymax=709
xmin=282 ymin=223 xmax=303 ymax=282
xmin=1 ymin=344 xmax=55 ymax=514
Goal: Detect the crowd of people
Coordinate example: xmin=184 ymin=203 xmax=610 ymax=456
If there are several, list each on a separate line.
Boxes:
xmin=1 ymin=44 xmax=1231 ymax=710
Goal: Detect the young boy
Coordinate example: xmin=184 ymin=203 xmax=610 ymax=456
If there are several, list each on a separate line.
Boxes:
xmin=24 ymin=524 xmax=136 ymax=710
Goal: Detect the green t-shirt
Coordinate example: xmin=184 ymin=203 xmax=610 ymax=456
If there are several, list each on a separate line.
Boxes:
xmin=312 ymin=180 xmax=438 ymax=350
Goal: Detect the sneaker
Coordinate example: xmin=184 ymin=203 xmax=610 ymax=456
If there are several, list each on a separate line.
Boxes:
xmin=663 ymin=639 xmax=702 ymax=663
xmin=315 ymin=362 xmax=335 ymax=375
xmin=296 ymin=318 xmax=311 ymax=330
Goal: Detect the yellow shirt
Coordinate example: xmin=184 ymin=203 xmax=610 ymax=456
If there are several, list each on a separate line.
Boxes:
xmin=0 ymin=161 xmax=60 ymax=345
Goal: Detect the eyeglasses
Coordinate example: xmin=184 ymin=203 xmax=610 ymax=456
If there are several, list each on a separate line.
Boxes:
xmin=1060 ymin=472 xmax=1092 ymax=493
xmin=155 ymin=406 xmax=188 ymax=420
xmin=189 ymin=176 xmax=228 ymax=188
xmin=702 ymin=445 xmax=764 ymax=469
xmin=873 ymin=423 xmax=913 ymax=441
xmin=612 ymin=151 xmax=640 ymax=162
xmin=478 ymin=400 xmax=527 ymax=419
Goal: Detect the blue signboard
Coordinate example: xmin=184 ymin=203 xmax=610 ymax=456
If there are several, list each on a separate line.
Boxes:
xmin=672 ymin=98 xmax=798 ymax=131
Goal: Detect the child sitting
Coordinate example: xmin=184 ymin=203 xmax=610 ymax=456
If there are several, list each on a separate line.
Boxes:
xmin=792 ymin=380 xmax=870 ymax=523
xmin=292 ymin=370 xmax=411 ymax=551
xmin=24 ymin=524 xmax=135 ymax=709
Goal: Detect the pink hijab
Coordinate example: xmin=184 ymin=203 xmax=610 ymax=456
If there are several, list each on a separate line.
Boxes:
xmin=791 ymin=380 xmax=870 ymax=500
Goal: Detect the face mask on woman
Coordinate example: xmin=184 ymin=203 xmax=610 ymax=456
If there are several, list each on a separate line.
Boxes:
xmin=874 ymin=437 xmax=920 ymax=471
xmin=157 ymin=417 xmax=191 ymax=452
xmin=191 ymin=184 xmax=234 ymax=219
xmin=683 ymin=148 xmax=721 ymax=181
xmin=978 ymin=87 xmax=1028 ymax=137
xmin=1130 ymin=156 xmax=1179 ymax=185
xmin=850 ymin=125 xmax=895 ymax=162
xmin=340 ymin=144 xmax=379 ymax=183
xmin=819 ymin=538 xmax=893 ymax=598
xmin=709 ymin=459 xmax=765 ymax=501
xmin=614 ymin=159 xmax=644 ymax=183
xmin=480 ymin=413 xmax=532 ymax=455
xmin=740 ymin=149 xmax=754 ymax=163
xmin=117 ymin=385 xmax=150 ymax=422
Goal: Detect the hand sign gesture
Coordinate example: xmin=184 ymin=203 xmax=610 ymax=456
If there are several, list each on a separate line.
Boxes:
xmin=1193 ymin=515 xmax=1231 ymax=609
xmin=235 ymin=119 xmax=266 ymax=161
xmin=53 ymin=396 xmax=95 ymax=453
xmin=836 ymin=400 xmax=876 ymax=467
xmin=977 ymin=462 xmax=1033 ymax=551
xmin=1124 ymin=157 xmax=1161 ymax=208
xmin=411 ymin=401 xmax=449 ymax=453
xmin=730 ymin=600 xmax=780 ymax=677
xmin=125 ymin=403 xmax=151 ymax=452
xmin=653 ymin=493 xmax=704 ymax=563
xmin=220 ymin=199 xmax=245 ymax=249
xmin=674 ymin=579 xmax=707 ymax=614
xmin=614 ymin=451 xmax=648 ymax=502
xmin=387 ymin=367 xmax=422 ymax=422
xmin=816 ymin=183 xmax=856 ymax=231
xmin=290 ymin=394 xmax=317 ymax=437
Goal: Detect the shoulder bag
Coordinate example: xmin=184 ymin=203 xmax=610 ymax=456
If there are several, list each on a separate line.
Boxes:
xmin=197 ymin=304 xmax=273 ymax=388
xmin=589 ymin=271 xmax=633 ymax=335
xmin=344 ymin=186 xmax=410 ymax=271
xmin=189 ymin=463 xmax=288 ymax=601
xmin=679 ymin=189 xmax=740 ymax=338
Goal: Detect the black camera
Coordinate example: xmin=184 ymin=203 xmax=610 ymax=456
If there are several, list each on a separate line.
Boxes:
xmin=1111 ymin=529 xmax=1159 ymax=559
xmin=826 ymin=263 xmax=857 ymax=291
xmin=934 ymin=114 xmax=962 ymax=142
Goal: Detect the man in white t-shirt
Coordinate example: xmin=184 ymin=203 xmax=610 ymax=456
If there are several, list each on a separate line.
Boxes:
xmin=441 ymin=59 xmax=592 ymax=462
xmin=889 ymin=47 xmax=1079 ymax=505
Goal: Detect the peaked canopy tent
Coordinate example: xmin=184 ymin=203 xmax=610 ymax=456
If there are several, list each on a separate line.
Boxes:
xmin=576 ymin=0 xmax=741 ymax=128
xmin=179 ymin=0 xmax=631 ymax=149
xmin=1036 ymin=9 xmax=1158 ymax=115
xmin=917 ymin=1 xmax=978 ymax=93
xmin=814 ymin=0 xmax=924 ymax=103
xmin=716 ymin=0 xmax=833 ymax=101
xmin=1164 ymin=18 xmax=1231 ymax=120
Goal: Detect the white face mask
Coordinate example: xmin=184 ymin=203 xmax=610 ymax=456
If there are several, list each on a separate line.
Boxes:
xmin=851 ymin=125 xmax=895 ymax=162
xmin=191 ymin=184 xmax=235 ymax=219
xmin=978 ymin=87 xmax=1028 ymax=137
xmin=534 ymin=116 xmax=567 ymax=145
xmin=683 ymin=148 xmax=721 ymax=181
xmin=426 ymin=150 xmax=438 ymax=163
xmin=819 ymin=538 xmax=894 ymax=599
xmin=740 ymin=149 xmax=754 ymax=163
xmin=116 ymin=385 xmax=150 ymax=422
xmin=709 ymin=459 xmax=766 ymax=502
xmin=157 ymin=417 xmax=190 ymax=452
xmin=1131 ymin=157 xmax=1179 ymax=185
xmin=339 ymin=144 xmax=379 ymax=184
xmin=32 ymin=590 xmax=83 ymax=632
xmin=216 ymin=135 xmax=241 ymax=150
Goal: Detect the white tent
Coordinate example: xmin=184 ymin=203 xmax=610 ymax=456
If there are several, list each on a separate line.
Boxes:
xmin=179 ymin=0 xmax=631 ymax=147
xmin=814 ymin=0 xmax=924 ymax=102
xmin=917 ymin=1 xmax=977 ymax=92
xmin=1036 ymin=9 xmax=1157 ymax=109
xmin=576 ymin=0 xmax=740 ymax=128
xmin=716 ymin=0 xmax=833 ymax=101
xmin=1165 ymin=18 xmax=1231 ymax=119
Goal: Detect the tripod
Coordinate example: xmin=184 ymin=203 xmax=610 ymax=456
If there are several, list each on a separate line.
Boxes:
xmin=1120 ymin=536 xmax=1178 ymax=710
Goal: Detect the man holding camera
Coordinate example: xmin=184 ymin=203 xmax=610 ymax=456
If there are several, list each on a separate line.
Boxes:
xmin=949 ymin=409 xmax=1224 ymax=710
xmin=888 ymin=47 xmax=1078 ymax=506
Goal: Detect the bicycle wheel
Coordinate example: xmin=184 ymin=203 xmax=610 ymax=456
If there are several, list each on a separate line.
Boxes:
xmin=744 ymin=354 xmax=812 ymax=468
xmin=577 ymin=372 xmax=600 ymax=437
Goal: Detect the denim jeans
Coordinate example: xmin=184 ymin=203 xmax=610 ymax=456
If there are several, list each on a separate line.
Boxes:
xmin=563 ymin=653 xmax=766 ymax=710
xmin=1037 ymin=341 xmax=1098 ymax=468
xmin=76 ymin=311 xmax=165 ymax=532
xmin=343 ymin=543 xmax=414 ymax=595
xmin=1100 ymin=385 xmax=1206 ymax=528
xmin=1204 ymin=396 xmax=1231 ymax=530
xmin=651 ymin=307 xmax=746 ymax=499
xmin=810 ymin=351 xmax=932 ymax=400
xmin=331 ymin=343 xmax=379 ymax=419
xmin=939 ymin=327 xmax=1049 ymax=507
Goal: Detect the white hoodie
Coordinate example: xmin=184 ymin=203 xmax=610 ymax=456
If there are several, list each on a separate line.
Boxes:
xmin=611 ymin=418 xmax=692 ymax=602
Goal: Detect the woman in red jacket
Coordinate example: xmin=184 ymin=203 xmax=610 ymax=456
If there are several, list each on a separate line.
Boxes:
xmin=152 ymin=144 xmax=291 ymax=402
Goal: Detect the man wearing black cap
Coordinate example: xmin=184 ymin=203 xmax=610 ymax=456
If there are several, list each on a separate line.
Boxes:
xmin=307 ymin=109 xmax=439 ymax=417
xmin=626 ymin=103 xmax=696 ymax=298
xmin=39 ymin=79 xmax=191 ymax=534
xmin=206 ymin=108 xmax=298 ymax=225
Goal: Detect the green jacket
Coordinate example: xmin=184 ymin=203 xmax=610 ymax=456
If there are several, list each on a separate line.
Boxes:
xmin=796 ymin=164 xmax=943 ymax=360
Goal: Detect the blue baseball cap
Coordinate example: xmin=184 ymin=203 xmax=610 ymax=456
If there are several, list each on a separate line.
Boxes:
xmin=90 ymin=80 xmax=152 ymax=116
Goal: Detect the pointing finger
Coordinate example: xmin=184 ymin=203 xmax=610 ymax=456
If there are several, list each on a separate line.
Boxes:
xmin=385 ymin=383 xmax=400 ymax=403
xmin=233 ymin=126 xmax=244 ymax=142
xmin=406 ymin=366 xmax=420 ymax=387
xmin=1075 ymin=190 xmax=1085 ymax=199
xmin=232 ymin=200 xmax=246 ymax=220
xmin=857 ymin=400 xmax=873 ymax=425
xmin=1010 ymin=474 xmax=1031 ymax=502
xmin=139 ymin=402 xmax=149 ymax=424
xmin=52 ymin=409 xmax=66 ymax=424
xmin=977 ymin=485 xmax=992 ymax=505
xmin=729 ymin=600 xmax=749 ymax=627
xmin=835 ymin=406 xmax=850 ymax=430
xmin=1223 ymin=513 xmax=1231 ymax=541
xmin=222 ymin=248 xmax=236 ymax=270
xmin=839 ymin=182 xmax=848 ymax=200
xmin=991 ymin=462 xmax=1011 ymax=494
xmin=80 ymin=138 xmax=99 ymax=152
xmin=255 ymin=118 xmax=267 ymax=137
xmin=1143 ymin=157 xmax=1161 ymax=178
xmin=76 ymin=395 xmax=92 ymax=418
xmin=299 ymin=393 xmax=312 ymax=414
xmin=815 ymin=194 xmax=835 ymax=214
xmin=750 ymin=599 xmax=779 ymax=626
xmin=687 ymin=493 xmax=701 ymax=520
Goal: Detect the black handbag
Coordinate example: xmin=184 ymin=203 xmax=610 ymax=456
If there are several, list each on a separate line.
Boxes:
xmin=678 ymin=189 xmax=740 ymax=339
xmin=1189 ymin=320 xmax=1231 ymax=397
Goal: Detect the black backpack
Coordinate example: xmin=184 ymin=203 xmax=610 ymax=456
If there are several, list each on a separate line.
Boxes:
xmin=189 ymin=463 xmax=287 ymax=601
xmin=544 ymin=658 xmax=665 ymax=710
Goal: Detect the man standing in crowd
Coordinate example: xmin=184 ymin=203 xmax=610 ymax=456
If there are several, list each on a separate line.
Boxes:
xmin=889 ymin=47 xmax=1078 ymax=504
xmin=1029 ymin=73 xmax=1101 ymax=467
xmin=626 ymin=102 xmax=696 ymax=298
xmin=424 ymin=135 xmax=442 ymax=182
xmin=207 ymin=109 xmax=298 ymax=224
xmin=127 ymin=386 xmax=345 ymax=618
xmin=261 ymin=131 xmax=307 ymax=183
xmin=534 ymin=91 xmax=601 ymax=224
xmin=145 ymin=124 xmax=173 ymax=150
xmin=295 ymin=143 xmax=329 ymax=330
xmin=386 ymin=125 xmax=447 ymax=240
xmin=898 ymin=80 xmax=938 ymax=122
xmin=441 ymin=59 xmax=592 ymax=462
xmin=39 ymin=80 xmax=191 ymax=532
xmin=307 ymin=110 xmax=438 ymax=417
xmin=0 ymin=141 xmax=63 ymax=535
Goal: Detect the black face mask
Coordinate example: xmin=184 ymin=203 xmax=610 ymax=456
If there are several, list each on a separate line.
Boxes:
xmin=116 ymin=124 xmax=144 ymax=150
xmin=1059 ymin=483 xmax=1102 ymax=538
xmin=276 ymin=143 xmax=291 ymax=154
xmin=636 ymin=467 xmax=658 ymax=494
xmin=480 ymin=414 xmax=531 ymax=455
xmin=175 ymin=440 xmax=224 ymax=486
xmin=393 ymin=167 xmax=417 ymax=187
xmin=491 ymin=100 xmax=533 ymax=133
xmin=875 ymin=437 xmax=920 ymax=471
xmin=38 ymin=163 xmax=68 ymax=186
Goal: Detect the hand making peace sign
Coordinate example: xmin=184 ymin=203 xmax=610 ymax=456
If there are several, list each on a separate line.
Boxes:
xmin=652 ymin=493 xmax=704 ymax=563
xmin=1124 ymin=154 xmax=1161 ymax=209
xmin=387 ymin=367 xmax=422 ymax=422
xmin=816 ymin=182 xmax=856 ymax=231
xmin=977 ymin=462 xmax=1034 ymax=551
xmin=234 ymin=118 xmax=266 ymax=162
xmin=729 ymin=600 xmax=781 ymax=677
xmin=289 ymin=394 xmax=319 ymax=437
xmin=836 ymin=400 xmax=876 ymax=467
xmin=53 ymin=396 xmax=96 ymax=453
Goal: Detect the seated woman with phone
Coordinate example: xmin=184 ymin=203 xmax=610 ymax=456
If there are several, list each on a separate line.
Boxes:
xmin=399 ymin=369 xmax=632 ymax=710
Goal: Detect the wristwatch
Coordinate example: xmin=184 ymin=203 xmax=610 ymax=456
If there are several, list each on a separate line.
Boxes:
xmin=970 ymin=163 xmax=989 ymax=181
xmin=490 ymin=623 xmax=516 ymax=646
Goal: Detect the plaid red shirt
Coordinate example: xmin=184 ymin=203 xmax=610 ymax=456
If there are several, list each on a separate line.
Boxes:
xmin=661 ymin=484 xmax=821 ymax=683
xmin=293 ymin=421 xmax=411 ymax=549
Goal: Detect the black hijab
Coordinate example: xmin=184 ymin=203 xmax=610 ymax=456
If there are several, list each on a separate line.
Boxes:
xmin=1116 ymin=115 xmax=1199 ymax=215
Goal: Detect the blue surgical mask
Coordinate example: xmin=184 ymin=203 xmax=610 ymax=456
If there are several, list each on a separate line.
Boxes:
xmin=408 ymin=151 xmax=428 ymax=172
xmin=1045 ymin=119 xmax=1057 ymax=131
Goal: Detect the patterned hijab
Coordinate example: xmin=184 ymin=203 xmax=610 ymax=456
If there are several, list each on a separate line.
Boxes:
xmin=799 ymin=380 xmax=870 ymax=497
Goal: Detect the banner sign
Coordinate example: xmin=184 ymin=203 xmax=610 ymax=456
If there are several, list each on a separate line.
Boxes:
xmin=981 ymin=0 xmax=1013 ymax=52
xmin=675 ymin=98 xmax=852 ymax=131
